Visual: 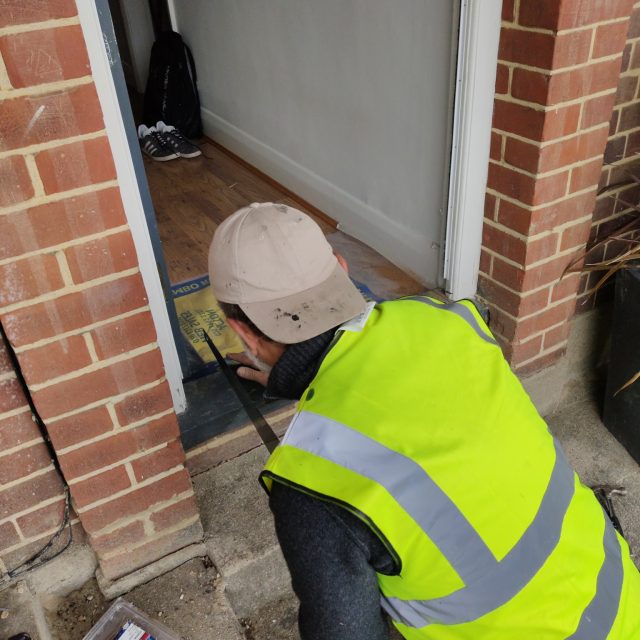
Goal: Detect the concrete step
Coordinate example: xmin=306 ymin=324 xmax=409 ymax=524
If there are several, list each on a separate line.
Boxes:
xmin=193 ymin=447 xmax=404 ymax=640
xmin=193 ymin=447 xmax=296 ymax=619
xmin=0 ymin=580 xmax=52 ymax=640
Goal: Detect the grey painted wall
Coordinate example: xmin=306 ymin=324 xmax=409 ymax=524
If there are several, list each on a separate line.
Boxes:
xmin=174 ymin=0 xmax=457 ymax=285
xmin=120 ymin=0 xmax=155 ymax=93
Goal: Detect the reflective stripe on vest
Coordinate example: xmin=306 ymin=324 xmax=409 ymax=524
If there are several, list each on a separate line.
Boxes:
xmin=406 ymin=297 xmax=497 ymax=347
xmin=567 ymin=516 xmax=623 ymax=639
xmin=285 ymin=410 xmax=623 ymax=635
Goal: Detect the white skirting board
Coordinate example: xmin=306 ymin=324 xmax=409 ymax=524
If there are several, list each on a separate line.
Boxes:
xmin=201 ymin=107 xmax=435 ymax=287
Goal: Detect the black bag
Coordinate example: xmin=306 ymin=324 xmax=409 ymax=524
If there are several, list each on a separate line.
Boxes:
xmin=144 ymin=30 xmax=203 ymax=139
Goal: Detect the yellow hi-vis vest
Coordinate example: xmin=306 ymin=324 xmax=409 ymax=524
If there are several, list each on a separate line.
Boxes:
xmin=261 ymin=297 xmax=640 ymax=639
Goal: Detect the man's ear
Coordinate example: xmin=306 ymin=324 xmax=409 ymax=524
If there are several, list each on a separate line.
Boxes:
xmin=335 ymin=252 xmax=349 ymax=274
xmin=227 ymin=318 xmax=260 ymax=355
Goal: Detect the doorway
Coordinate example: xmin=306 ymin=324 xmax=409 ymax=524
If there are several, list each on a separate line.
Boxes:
xmin=79 ymin=0 xmax=500 ymax=449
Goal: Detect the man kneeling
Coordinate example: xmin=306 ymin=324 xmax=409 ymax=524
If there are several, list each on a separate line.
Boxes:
xmin=209 ymin=202 xmax=640 ymax=640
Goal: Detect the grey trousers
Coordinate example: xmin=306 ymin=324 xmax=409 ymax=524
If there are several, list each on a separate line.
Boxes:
xmin=270 ymin=483 xmax=397 ymax=640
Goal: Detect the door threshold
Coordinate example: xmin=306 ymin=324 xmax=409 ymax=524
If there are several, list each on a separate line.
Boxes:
xmin=183 ymin=395 xmax=296 ymax=477
xmin=177 ymin=368 xmax=290 ymax=451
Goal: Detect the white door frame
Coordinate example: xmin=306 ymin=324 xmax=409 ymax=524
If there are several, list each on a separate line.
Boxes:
xmin=76 ymin=0 xmax=501 ymax=413
xmin=445 ymin=0 xmax=503 ymax=299
xmin=77 ymin=0 xmax=187 ymax=413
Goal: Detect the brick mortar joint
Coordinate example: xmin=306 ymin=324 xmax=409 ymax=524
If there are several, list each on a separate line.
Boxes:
xmin=516 ymin=319 xmax=574 ymax=345
xmin=618 ymin=67 xmax=640 ymax=79
xmin=494 ymin=90 xmax=618 ymax=117
xmin=0 ymin=51 xmax=12 ymax=91
xmin=594 ymin=195 xmax=638 ymax=213
xmin=484 ymin=211 xmax=595 ymax=243
xmin=604 ymin=152 xmax=640 ymax=169
xmin=58 ymin=407 xmax=175 ymax=459
xmin=0 ymin=180 xmax=119 ymax=218
xmin=0 ymin=224 xmax=131 ymax=269
xmin=0 ymin=494 xmax=65 ymax=528
xmin=84 ymin=333 xmax=100 ymax=364
xmin=0 ymin=405 xmax=31 ymax=423
xmin=0 ymin=16 xmax=81 ymax=37
xmin=6 ymin=517 xmax=82 ymax=552
xmin=14 ymin=306 xmax=151 ymax=355
xmin=497 ymin=51 xmax=623 ymax=78
xmin=23 ymin=155 xmax=45 ymax=198
xmin=63 ymin=433 xmax=175 ymax=485
xmin=98 ymin=515 xmax=202 ymax=561
xmin=593 ymin=209 xmax=640 ymax=229
xmin=0 ymin=128 xmax=108 ymax=162
xmin=0 ymin=436 xmax=45 ymax=460
xmin=106 ymin=403 xmax=121 ymax=430
xmin=45 ymin=377 xmax=167 ymax=424
xmin=611 ymin=94 xmax=640 ymax=110
xmin=479 ymin=267 xmax=580 ymax=304
xmin=0 ymin=370 xmax=17 ymax=383
xmin=485 ymin=183 xmax=597 ymax=213
xmin=73 ymin=463 xmax=185 ymax=513
xmin=124 ymin=462 xmax=137 ymax=485
xmin=0 ymin=75 xmax=94 ymax=103
xmin=55 ymin=251 xmax=74 ymax=287
xmin=513 ymin=341 xmax=570 ymax=370
xmin=27 ymin=341 xmax=159 ymax=392
xmin=0 ymin=266 xmax=141 ymax=315
xmin=500 ymin=16 xmax=631 ymax=38
xmin=487 ymin=242 xmax=584 ymax=273
xmin=495 ymin=291 xmax=577 ymax=324
xmin=492 ymin=121 xmax=612 ymax=151
xmin=0 ymin=463 xmax=57 ymax=492
xmin=88 ymin=489 xmax=196 ymax=537
xmin=480 ymin=276 xmax=580 ymax=321
xmin=490 ymin=150 xmax=607 ymax=181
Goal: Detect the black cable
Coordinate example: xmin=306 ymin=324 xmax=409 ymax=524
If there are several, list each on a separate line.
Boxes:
xmin=0 ymin=323 xmax=73 ymax=582
xmin=6 ymin=486 xmax=72 ymax=580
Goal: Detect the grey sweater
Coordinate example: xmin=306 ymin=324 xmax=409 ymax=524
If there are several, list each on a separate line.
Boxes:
xmin=265 ymin=330 xmax=398 ymax=640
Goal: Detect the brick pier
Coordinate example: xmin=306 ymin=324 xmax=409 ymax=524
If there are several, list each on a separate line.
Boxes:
xmin=0 ymin=0 xmax=203 ymax=583
xmin=479 ymin=0 xmax=637 ymax=374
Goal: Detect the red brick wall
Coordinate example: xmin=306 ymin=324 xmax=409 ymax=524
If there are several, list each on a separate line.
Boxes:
xmin=479 ymin=0 xmax=634 ymax=375
xmin=0 ymin=1 xmax=202 ymax=582
xmin=0 ymin=333 xmax=84 ymax=576
xmin=578 ymin=1 xmax=640 ymax=310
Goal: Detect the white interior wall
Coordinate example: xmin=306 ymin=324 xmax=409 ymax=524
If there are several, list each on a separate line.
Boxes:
xmin=120 ymin=0 xmax=155 ymax=93
xmin=173 ymin=0 xmax=456 ymax=286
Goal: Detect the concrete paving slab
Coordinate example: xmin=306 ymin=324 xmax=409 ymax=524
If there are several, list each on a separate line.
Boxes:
xmin=240 ymin=593 xmax=404 ymax=640
xmin=194 ymin=447 xmax=295 ymax=616
xmin=549 ymin=398 xmax=640 ymax=566
xmin=193 ymin=447 xmax=276 ymax=571
xmin=0 ymin=580 xmax=51 ymax=640
xmin=26 ymin=543 xmax=97 ymax=599
xmin=96 ymin=542 xmax=207 ymax=600
xmin=221 ymin=545 xmax=294 ymax=619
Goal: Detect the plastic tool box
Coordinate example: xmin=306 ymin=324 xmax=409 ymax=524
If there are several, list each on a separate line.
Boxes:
xmin=83 ymin=598 xmax=181 ymax=640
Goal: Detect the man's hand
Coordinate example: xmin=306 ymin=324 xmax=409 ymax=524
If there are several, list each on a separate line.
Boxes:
xmin=227 ymin=353 xmax=270 ymax=387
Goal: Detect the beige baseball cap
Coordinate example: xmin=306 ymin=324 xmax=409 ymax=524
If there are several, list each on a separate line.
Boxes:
xmin=209 ymin=202 xmax=367 ymax=344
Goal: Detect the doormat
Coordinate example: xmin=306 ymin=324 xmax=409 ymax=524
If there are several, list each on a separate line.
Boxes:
xmin=171 ymin=274 xmax=382 ymax=366
xmin=171 ymin=274 xmax=243 ymax=365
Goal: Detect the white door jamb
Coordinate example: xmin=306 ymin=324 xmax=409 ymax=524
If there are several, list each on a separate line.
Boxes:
xmin=77 ymin=1 xmax=187 ymax=413
xmin=444 ymin=0 xmax=502 ymax=300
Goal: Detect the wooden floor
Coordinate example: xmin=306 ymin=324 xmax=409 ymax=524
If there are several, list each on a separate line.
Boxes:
xmin=144 ymin=139 xmax=424 ymax=300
